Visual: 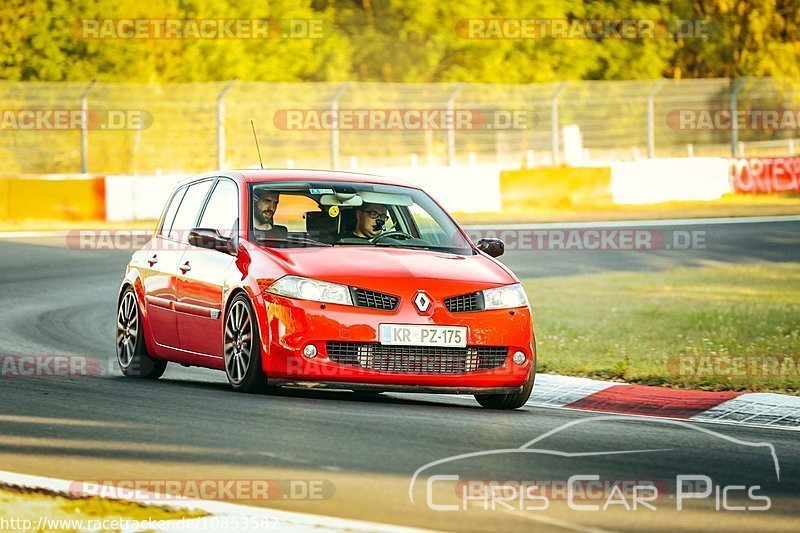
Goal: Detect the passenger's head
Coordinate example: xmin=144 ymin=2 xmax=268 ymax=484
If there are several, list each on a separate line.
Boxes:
xmin=253 ymin=191 xmax=280 ymax=226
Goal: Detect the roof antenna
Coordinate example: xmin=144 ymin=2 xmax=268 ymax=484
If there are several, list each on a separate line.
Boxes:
xmin=251 ymin=120 xmax=264 ymax=169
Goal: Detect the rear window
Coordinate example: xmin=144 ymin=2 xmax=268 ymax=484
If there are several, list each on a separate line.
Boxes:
xmin=198 ymin=179 xmax=238 ymax=237
xmin=159 ymin=187 xmax=186 ymax=238
xmin=168 ymin=180 xmax=213 ymax=241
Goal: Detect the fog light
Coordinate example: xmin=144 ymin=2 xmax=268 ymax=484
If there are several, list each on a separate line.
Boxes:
xmin=303 ymin=344 xmax=318 ymax=359
xmin=512 ymin=351 xmax=527 ymax=365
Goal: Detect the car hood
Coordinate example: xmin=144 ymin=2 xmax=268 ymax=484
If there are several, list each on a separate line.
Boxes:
xmin=259 ymin=245 xmax=516 ymax=286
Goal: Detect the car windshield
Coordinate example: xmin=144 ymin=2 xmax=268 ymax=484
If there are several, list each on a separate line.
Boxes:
xmin=249 ymin=181 xmax=474 ymax=255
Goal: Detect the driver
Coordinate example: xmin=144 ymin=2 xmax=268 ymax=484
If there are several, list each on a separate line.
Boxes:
xmin=352 ymin=203 xmax=389 ymax=240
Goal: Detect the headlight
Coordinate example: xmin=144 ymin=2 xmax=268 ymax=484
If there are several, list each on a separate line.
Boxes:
xmin=483 ymin=283 xmax=529 ymax=310
xmin=267 ymin=275 xmax=353 ymax=306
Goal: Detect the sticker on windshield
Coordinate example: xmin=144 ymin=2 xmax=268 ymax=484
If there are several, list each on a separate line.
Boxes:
xmin=309 ymin=188 xmax=334 ymax=195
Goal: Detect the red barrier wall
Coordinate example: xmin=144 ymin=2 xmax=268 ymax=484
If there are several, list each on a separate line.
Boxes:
xmin=731 ymin=157 xmax=800 ymax=193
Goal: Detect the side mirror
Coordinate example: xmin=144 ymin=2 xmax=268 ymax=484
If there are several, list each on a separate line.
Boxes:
xmin=476 ymin=238 xmax=504 ymax=258
xmin=189 ymin=228 xmax=236 ymax=256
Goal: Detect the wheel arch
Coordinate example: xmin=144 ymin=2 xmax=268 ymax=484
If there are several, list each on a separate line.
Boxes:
xmin=118 ymin=275 xmax=156 ymax=356
xmin=223 ymin=287 xmax=250 ymax=317
xmin=222 ymin=284 xmax=271 ymax=371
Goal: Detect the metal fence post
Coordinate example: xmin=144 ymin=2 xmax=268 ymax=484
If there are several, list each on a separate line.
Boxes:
xmin=330 ymin=83 xmax=349 ymax=169
xmin=216 ymin=80 xmax=236 ymax=169
xmin=80 ymin=79 xmax=96 ymax=173
xmin=647 ymin=79 xmax=665 ymax=158
xmin=730 ymin=77 xmax=746 ymax=157
xmin=446 ymin=84 xmax=463 ymax=166
xmin=550 ymin=82 xmax=568 ymax=165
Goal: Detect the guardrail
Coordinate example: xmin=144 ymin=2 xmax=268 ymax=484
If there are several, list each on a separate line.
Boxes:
xmin=1 ymin=78 xmax=799 ymax=175
xmin=1 ymin=157 xmax=797 ymax=223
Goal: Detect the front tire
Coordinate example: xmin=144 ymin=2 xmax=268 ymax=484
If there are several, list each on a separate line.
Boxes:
xmin=116 ymin=287 xmax=167 ymax=379
xmin=474 ymin=365 xmax=535 ymax=410
xmin=224 ymin=294 xmax=271 ymax=393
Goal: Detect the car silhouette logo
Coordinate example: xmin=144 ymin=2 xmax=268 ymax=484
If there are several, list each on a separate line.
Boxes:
xmin=414 ymin=291 xmax=432 ymax=313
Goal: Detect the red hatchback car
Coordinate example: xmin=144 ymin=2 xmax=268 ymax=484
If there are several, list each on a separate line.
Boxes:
xmin=117 ymin=170 xmax=536 ymax=409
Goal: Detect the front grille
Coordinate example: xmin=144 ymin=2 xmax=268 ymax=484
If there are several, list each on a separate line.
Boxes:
xmin=444 ymin=292 xmax=484 ymax=313
xmin=352 ymin=288 xmax=399 ymax=311
xmin=326 ymin=342 xmax=507 ymax=374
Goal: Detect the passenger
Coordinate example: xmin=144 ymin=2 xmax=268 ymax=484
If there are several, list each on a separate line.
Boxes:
xmin=252 ymin=190 xmax=288 ymax=239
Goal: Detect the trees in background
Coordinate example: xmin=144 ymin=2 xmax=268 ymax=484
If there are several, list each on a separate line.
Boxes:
xmin=0 ymin=0 xmax=797 ymax=82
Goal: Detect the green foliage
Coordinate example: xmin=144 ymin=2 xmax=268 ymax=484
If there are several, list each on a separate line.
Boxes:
xmin=523 ymin=263 xmax=800 ymax=394
xmin=0 ymin=0 xmax=797 ymax=82
xmin=670 ymin=0 xmax=800 ymax=79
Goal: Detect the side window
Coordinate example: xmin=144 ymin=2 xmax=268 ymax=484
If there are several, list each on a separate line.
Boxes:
xmin=199 ymin=180 xmax=238 ymax=237
xmin=159 ymin=187 xmax=186 ymax=238
xmin=271 ymin=195 xmax=320 ymax=231
xmin=385 ymin=206 xmax=398 ymax=232
xmin=408 ymin=203 xmax=448 ymax=245
xmin=169 ymin=180 xmax=212 ymax=241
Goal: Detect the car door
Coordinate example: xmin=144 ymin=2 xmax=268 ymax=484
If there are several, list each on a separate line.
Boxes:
xmin=139 ymin=185 xmax=186 ymax=349
xmin=143 ymin=179 xmax=214 ymax=350
xmin=175 ymin=178 xmax=238 ymax=357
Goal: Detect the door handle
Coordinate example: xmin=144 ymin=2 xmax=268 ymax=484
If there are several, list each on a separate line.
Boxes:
xmin=179 ymin=262 xmax=191 ymax=273
xmin=147 ymin=254 xmax=158 ymax=266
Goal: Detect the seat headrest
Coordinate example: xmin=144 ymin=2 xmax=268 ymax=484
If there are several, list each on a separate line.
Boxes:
xmin=305 ymin=210 xmax=339 ymax=237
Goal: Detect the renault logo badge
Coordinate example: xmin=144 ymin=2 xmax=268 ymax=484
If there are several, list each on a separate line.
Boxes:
xmin=413 ymin=291 xmax=432 ymax=313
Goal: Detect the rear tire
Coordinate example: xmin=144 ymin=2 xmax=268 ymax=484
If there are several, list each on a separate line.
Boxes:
xmin=224 ymin=294 xmax=273 ymax=393
xmin=116 ymin=287 xmax=167 ymax=379
xmin=475 ymin=364 xmax=535 ymax=410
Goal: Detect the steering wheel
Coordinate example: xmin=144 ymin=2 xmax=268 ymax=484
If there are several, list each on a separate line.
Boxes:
xmin=371 ymin=230 xmax=415 ymax=244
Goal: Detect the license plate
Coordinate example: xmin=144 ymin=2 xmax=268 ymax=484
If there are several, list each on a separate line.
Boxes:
xmin=379 ymin=324 xmax=467 ymax=347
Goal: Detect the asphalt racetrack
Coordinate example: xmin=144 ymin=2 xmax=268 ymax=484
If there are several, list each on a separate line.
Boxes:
xmin=1 ymin=217 xmax=799 ymax=532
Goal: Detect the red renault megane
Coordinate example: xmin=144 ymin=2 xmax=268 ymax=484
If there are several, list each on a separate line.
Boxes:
xmin=117 ymin=170 xmax=536 ymax=409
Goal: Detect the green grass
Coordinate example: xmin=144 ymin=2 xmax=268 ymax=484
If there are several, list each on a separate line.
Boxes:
xmin=523 ymin=263 xmax=800 ymax=394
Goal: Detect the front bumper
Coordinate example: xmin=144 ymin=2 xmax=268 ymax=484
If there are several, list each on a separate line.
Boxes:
xmin=253 ymin=291 xmax=536 ymax=390
xmin=268 ymin=380 xmax=523 ymax=394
